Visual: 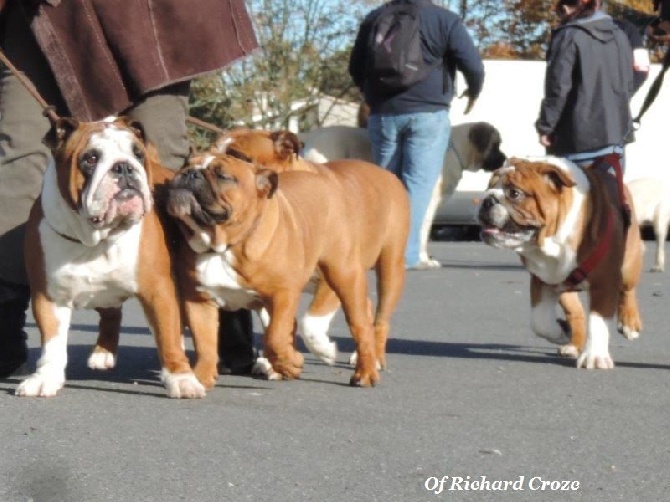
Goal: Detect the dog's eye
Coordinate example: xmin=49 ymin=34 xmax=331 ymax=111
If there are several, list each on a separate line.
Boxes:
xmin=80 ymin=150 xmax=100 ymax=173
xmin=216 ymin=171 xmax=236 ymax=184
xmin=504 ymin=186 xmax=524 ymax=201
xmin=132 ymin=144 xmax=145 ymax=163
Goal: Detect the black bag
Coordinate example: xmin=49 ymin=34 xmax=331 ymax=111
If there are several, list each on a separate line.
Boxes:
xmin=366 ymin=2 xmax=438 ymax=94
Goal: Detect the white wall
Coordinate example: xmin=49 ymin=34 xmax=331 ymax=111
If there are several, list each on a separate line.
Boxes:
xmin=450 ymin=59 xmax=670 ymax=182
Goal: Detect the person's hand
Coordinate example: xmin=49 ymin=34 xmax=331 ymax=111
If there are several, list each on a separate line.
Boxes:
xmin=647 ymin=20 xmax=670 ymax=44
xmin=539 ymin=134 xmax=552 ymax=147
xmin=459 ymin=90 xmax=477 ymax=115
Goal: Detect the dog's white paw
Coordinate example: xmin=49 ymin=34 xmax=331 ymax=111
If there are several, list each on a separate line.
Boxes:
xmin=16 ymin=372 xmax=65 ymax=397
xmin=347 ymin=351 xmax=382 ymax=370
xmin=618 ymin=323 xmax=640 ymax=340
xmin=576 ymin=350 xmax=614 ymax=369
xmin=299 ymin=334 xmax=337 ymax=365
xmin=251 ymin=357 xmax=282 ymax=380
xmin=421 ymin=257 xmax=442 ymax=268
xmin=558 ymin=343 xmax=579 ymax=359
xmin=87 ymin=351 xmax=116 ymax=370
xmin=160 ymin=370 xmax=206 ymax=399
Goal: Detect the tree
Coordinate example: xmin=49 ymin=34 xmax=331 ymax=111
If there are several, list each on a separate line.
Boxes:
xmin=188 ymin=0 xmax=370 ymax=146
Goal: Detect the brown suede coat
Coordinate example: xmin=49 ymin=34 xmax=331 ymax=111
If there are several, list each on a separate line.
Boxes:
xmin=27 ymin=0 xmax=257 ymax=120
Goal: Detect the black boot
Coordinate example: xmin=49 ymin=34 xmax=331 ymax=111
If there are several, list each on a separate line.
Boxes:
xmin=218 ymin=309 xmax=255 ymax=375
xmin=0 ymin=295 xmax=30 ymax=378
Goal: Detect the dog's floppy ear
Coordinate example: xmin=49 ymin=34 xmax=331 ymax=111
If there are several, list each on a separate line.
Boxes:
xmin=536 ymin=162 xmax=576 ymax=191
xmin=43 ymin=117 xmax=79 ymax=151
xmin=270 ymin=131 xmax=302 ymax=161
xmin=256 ymin=167 xmax=278 ymax=199
xmin=114 ymin=116 xmax=147 ymax=144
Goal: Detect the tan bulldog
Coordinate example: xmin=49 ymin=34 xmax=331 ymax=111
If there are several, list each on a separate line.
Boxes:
xmin=165 ymin=151 xmax=409 ymax=387
xmin=477 ymin=156 xmax=643 ymax=369
xmin=17 ymin=117 xmax=204 ymax=398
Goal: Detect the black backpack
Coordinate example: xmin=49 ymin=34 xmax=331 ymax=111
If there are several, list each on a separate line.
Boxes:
xmin=366 ymin=1 xmax=438 ymax=94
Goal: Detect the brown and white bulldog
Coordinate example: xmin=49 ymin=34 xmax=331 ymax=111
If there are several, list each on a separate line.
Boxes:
xmin=477 ymin=156 xmax=643 ymax=369
xmin=166 ymin=150 xmax=409 ymax=387
xmin=16 ymin=117 xmax=204 ymax=398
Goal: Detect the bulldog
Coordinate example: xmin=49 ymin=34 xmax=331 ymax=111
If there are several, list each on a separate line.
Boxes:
xmin=166 ymin=151 xmax=409 ymax=387
xmin=299 ymin=123 xmax=506 ymax=267
xmin=16 ymin=117 xmax=204 ymax=398
xmin=626 ymin=176 xmax=670 ymax=272
xmin=477 ymin=156 xmax=643 ymax=369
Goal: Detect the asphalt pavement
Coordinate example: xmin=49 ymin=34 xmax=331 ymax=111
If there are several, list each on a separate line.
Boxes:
xmin=1 ymin=240 xmax=669 ymax=502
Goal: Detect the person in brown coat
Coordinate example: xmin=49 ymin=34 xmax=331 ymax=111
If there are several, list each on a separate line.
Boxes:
xmin=0 ymin=0 xmax=258 ymax=377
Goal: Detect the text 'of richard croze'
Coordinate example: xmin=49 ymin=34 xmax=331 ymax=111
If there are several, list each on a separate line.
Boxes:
xmin=424 ymin=475 xmax=580 ymax=494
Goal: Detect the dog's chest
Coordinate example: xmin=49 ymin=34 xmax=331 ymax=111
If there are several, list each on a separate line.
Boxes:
xmin=196 ymin=251 xmax=262 ymax=310
xmin=41 ymin=219 xmax=143 ymax=308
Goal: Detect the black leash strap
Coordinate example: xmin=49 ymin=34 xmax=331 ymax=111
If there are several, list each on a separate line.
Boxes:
xmin=633 ymin=48 xmax=670 ymax=128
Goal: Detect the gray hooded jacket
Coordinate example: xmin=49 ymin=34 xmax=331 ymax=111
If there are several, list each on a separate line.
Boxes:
xmin=536 ymin=11 xmax=634 ymax=155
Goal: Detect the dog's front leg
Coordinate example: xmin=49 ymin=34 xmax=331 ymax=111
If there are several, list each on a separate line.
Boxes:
xmin=529 ymin=276 xmax=569 ymax=345
xmin=557 ymin=292 xmax=586 ymax=358
xmin=16 ymin=293 xmax=70 ymax=397
xmin=264 ymin=291 xmax=304 ymax=379
xmin=183 ymin=298 xmax=219 ymax=391
xmin=139 ymin=286 xmax=205 ymax=398
xmin=577 ymin=288 xmax=616 ymax=369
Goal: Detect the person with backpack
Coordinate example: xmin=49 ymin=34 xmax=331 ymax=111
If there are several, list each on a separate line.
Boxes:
xmin=348 ymin=0 xmax=484 ymax=270
xmin=536 ymin=0 xmax=635 ymax=168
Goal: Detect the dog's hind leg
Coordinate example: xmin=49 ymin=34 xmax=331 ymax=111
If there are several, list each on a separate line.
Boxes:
xmin=418 ymin=177 xmax=443 ymax=268
xmin=300 ymin=280 xmax=339 ymax=365
xmin=618 ymin=219 xmax=643 ymax=339
xmin=371 ymin=247 xmax=406 ymax=370
xmin=88 ymin=307 xmax=122 ymax=370
xmin=652 ymin=202 xmax=669 ymax=272
xmin=320 ymin=262 xmax=378 ymax=387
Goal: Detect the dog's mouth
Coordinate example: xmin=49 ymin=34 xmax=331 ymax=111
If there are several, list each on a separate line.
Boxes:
xmin=87 ymin=187 xmax=148 ymax=228
xmin=480 ymin=220 xmax=537 ymax=248
xmin=167 ymin=187 xmax=230 ymax=228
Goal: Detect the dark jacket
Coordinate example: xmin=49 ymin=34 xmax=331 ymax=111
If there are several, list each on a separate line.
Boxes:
xmin=348 ymin=0 xmax=484 ymax=115
xmin=20 ymin=0 xmax=258 ymax=121
xmin=536 ymin=11 xmax=634 ymax=155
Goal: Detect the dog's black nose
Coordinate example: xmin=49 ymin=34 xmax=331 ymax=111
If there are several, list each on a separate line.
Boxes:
xmin=481 ymin=196 xmax=496 ymax=211
xmin=185 ymin=169 xmax=202 ymax=181
xmin=112 ymin=161 xmax=133 ymax=177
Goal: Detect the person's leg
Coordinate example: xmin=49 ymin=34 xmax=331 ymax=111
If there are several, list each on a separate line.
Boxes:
xmin=401 ymin=110 xmax=451 ymax=268
xmin=127 ymin=87 xmax=256 ymax=373
xmin=367 ymin=113 xmax=403 ymax=176
xmin=0 ymin=3 xmax=69 ymax=377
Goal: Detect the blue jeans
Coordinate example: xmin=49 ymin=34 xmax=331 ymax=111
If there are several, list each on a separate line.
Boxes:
xmin=368 ymin=110 xmax=451 ymax=267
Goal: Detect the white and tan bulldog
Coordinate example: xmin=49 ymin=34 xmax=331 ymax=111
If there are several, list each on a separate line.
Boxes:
xmin=16 ymin=117 xmax=204 ymax=398
xmin=477 ymin=156 xmax=643 ymax=369
xmin=165 ymin=150 xmax=409 ymax=388
xmin=626 ymin=176 xmax=670 ymax=272
xmin=299 ymin=123 xmax=506 ymax=267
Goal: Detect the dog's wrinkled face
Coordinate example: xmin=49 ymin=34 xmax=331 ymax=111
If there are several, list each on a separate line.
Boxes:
xmin=478 ymin=159 xmax=576 ymax=250
xmin=214 ymin=128 xmax=302 ymax=172
xmin=167 ymin=153 xmax=277 ymax=252
xmin=45 ymin=117 xmax=153 ymax=230
xmin=468 ymin=122 xmax=507 ymax=172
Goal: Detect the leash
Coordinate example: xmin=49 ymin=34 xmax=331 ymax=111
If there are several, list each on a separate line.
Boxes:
xmin=448 ymin=136 xmax=466 ymax=172
xmin=0 ymin=47 xmax=60 ymax=124
xmin=561 ymin=153 xmax=628 ymax=291
xmin=633 ymin=47 xmax=670 ymax=128
xmin=1 ymin=46 xmax=226 ymax=135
